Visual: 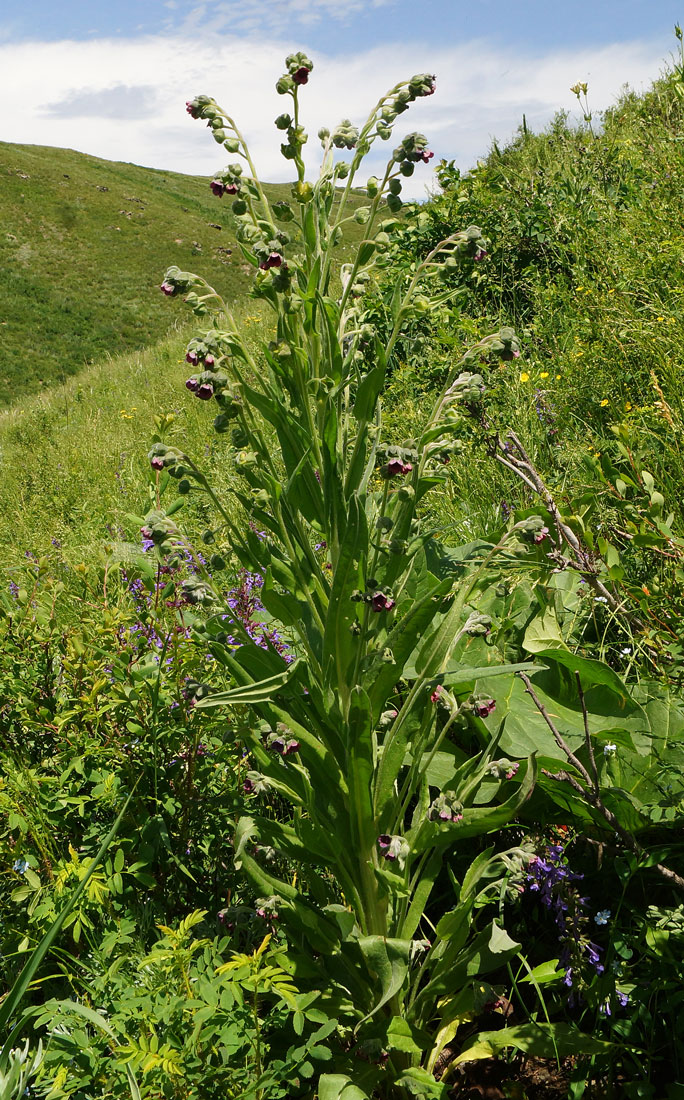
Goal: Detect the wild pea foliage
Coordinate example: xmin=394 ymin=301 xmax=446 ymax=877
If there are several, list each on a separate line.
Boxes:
xmin=150 ymin=54 xmax=574 ymax=1094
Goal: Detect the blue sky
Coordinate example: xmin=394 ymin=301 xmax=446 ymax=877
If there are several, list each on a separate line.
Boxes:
xmin=2 ymin=2 xmax=681 ymax=196
xmin=4 ymin=0 xmax=683 ymax=53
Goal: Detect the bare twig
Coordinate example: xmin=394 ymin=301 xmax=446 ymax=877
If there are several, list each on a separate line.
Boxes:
xmin=494 ymin=430 xmax=646 ymax=630
xmin=520 ymin=672 xmax=684 ymax=894
xmin=575 ymin=671 xmax=600 ymax=793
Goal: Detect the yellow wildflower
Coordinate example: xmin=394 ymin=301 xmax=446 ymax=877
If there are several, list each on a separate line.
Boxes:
xmin=519 ymin=372 xmax=530 ymax=383
xmin=625 ymin=402 xmax=633 ymax=411
xmin=540 ymin=371 xmax=549 ymax=379
xmin=600 ymin=399 xmax=609 ymax=407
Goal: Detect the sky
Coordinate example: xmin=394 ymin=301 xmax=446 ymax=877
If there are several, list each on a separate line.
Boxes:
xmin=2 ymin=1 xmax=683 ymax=198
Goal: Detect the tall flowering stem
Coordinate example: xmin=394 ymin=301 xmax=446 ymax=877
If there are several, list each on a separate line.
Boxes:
xmin=154 ymin=54 xmax=539 ymax=1094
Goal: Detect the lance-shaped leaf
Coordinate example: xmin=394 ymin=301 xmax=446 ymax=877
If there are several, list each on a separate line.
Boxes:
xmin=0 ymin=792 xmax=133 ymax=1048
xmin=322 ymin=493 xmax=367 ymax=692
xmin=195 ymin=660 xmax=300 ymax=707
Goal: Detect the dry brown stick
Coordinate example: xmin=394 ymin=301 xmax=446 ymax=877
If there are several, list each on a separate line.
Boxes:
xmin=494 ymin=430 xmax=633 ymax=618
xmin=575 ymin=671 xmax=600 ymax=793
xmin=519 ymin=672 xmax=684 ymax=894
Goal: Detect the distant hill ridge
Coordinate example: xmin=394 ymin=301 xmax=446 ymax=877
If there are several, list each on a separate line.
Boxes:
xmin=0 ymin=142 xmax=364 ymax=407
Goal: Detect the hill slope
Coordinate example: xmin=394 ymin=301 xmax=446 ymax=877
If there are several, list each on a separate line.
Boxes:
xmin=0 ymin=142 xmax=365 ymax=405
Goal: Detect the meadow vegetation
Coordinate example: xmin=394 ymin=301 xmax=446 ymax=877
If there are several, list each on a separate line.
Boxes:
xmin=1 ymin=40 xmax=684 ymax=1100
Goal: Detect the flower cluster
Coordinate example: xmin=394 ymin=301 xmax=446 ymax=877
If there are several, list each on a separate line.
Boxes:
xmin=352 ymin=579 xmax=396 ymax=613
xmin=375 ymin=74 xmax=436 ymax=141
xmin=331 ymin=119 xmax=360 ymax=150
xmin=276 ymin=52 xmax=314 ymax=94
xmin=428 ymin=793 xmax=464 ymax=823
xmin=160 ymin=264 xmax=198 ymax=297
xmin=516 ymin=515 xmax=550 ymax=545
xmin=265 ymin=722 xmax=300 ymax=756
xmin=209 ymin=163 xmax=243 ymax=197
xmin=377 ymin=445 xmax=417 ymax=479
xmin=525 ymin=842 xmax=606 ymax=996
xmin=391 ymin=132 xmax=434 ymax=175
xmin=377 ymin=833 xmax=410 ymax=867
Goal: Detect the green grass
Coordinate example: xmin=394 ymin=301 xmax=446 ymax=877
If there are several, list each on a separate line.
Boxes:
xmin=0 ymin=141 xmax=367 ymax=406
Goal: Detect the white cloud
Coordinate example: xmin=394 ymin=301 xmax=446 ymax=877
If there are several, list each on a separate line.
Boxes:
xmin=0 ymin=33 xmax=669 ymax=199
xmin=177 ymin=0 xmax=396 ymax=35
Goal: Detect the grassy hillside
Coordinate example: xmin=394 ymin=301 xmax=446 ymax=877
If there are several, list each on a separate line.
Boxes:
xmin=0 ymin=142 xmax=366 ymax=405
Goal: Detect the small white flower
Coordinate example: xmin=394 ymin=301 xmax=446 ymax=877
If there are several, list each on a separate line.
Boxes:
xmin=603 ymin=742 xmax=617 ymax=756
xmin=594 ymin=596 xmax=608 ymax=604
xmin=620 ymin=647 xmax=632 ymax=655
xmin=595 ymin=909 xmax=611 ymax=925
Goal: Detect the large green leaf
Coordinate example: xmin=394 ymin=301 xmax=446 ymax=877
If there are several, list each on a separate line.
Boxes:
xmin=356 ymin=937 xmax=411 ymax=1025
xmin=452 ymin=1021 xmax=613 ymax=1067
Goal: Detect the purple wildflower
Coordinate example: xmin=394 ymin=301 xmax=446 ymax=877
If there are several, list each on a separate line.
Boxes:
xmin=371 ymin=592 xmax=395 ymax=613
xmin=260 ymin=252 xmax=283 ymax=271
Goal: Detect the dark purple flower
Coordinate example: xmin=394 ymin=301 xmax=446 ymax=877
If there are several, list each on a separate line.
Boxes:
xmin=150 ymin=457 xmax=164 ymax=471
xmin=186 ymin=350 xmax=199 ymax=365
xmin=382 ymin=458 xmax=413 ymax=478
xmin=293 ymin=66 xmax=310 ymax=85
xmin=210 ymin=179 xmax=225 ymax=197
xmin=260 ymin=252 xmax=283 ymax=271
xmin=186 ymin=100 xmax=201 ymax=118
xmin=197 ymin=383 xmax=214 ymax=400
xmin=371 ymin=592 xmax=395 ymax=613
xmin=224 ymin=183 xmax=238 ymax=195
xmin=377 ymin=834 xmax=391 ymax=852
xmin=185 ymin=377 xmax=199 ymax=392
xmin=160 ymin=281 xmax=176 ymax=296
xmin=474 ymin=698 xmax=496 ymax=718
xmin=204 ymin=353 xmax=215 ymax=368
xmin=474 ymin=248 xmax=488 ymax=262
xmin=420 ymin=150 xmax=434 ymax=163
xmin=243 ymin=776 xmax=255 ymax=793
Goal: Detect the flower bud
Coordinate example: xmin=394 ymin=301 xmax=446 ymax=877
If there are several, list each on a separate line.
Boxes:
xmin=366 ymin=176 xmax=380 ymax=197
xmin=386 ymin=194 xmax=402 ymax=213
xmin=275 ymin=113 xmax=292 ymax=130
xmin=276 ymin=75 xmax=294 ymax=95
xmin=292 ymin=181 xmax=314 ymax=204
